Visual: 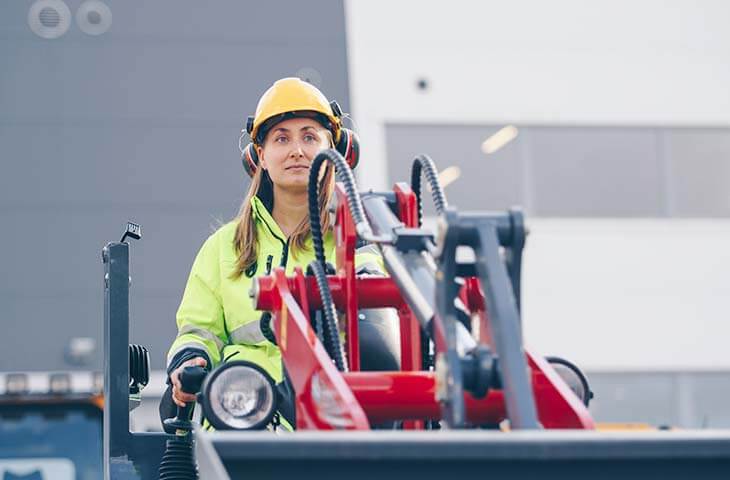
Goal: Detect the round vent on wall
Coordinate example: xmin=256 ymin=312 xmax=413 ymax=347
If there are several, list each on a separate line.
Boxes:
xmin=76 ymin=0 xmax=112 ymax=36
xmin=28 ymin=0 xmax=71 ymax=39
xmin=296 ymin=67 xmax=323 ymax=89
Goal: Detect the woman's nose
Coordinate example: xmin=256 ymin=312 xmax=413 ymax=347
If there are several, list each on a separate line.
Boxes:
xmin=291 ymin=142 xmax=305 ymax=156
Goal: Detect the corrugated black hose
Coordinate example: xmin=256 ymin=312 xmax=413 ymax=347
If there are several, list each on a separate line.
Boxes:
xmin=410 ymin=154 xmax=448 ymax=227
xmin=308 ymin=149 xmax=360 ymax=372
xmin=410 ymin=154 xmax=448 ymax=377
xmin=260 ymin=312 xmax=276 ymax=345
xmin=309 ymin=260 xmax=347 ymax=371
xmin=308 ymin=149 xmax=368 ymax=267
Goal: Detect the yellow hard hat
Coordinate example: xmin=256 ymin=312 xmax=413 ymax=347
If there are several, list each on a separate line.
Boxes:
xmin=247 ymin=77 xmax=342 ymax=145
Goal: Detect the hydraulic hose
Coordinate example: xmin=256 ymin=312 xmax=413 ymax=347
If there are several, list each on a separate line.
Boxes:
xmin=308 ymin=149 xmax=389 ymax=266
xmin=261 ymin=307 xmax=326 ymax=350
xmin=309 ymin=260 xmax=347 ymax=371
xmin=309 ymin=149 xmax=368 ymax=268
xmin=410 ymin=154 xmax=448 ymax=373
xmin=259 ymin=312 xmax=276 ymax=345
xmin=308 ymin=151 xmax=330 ymax=270
xmin=410 ymin=154 xmax=448 ymax=227
xmin=308 ymin=149 xmax=373 ymax=372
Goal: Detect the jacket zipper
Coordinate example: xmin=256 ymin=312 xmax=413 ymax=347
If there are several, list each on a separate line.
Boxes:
xmin=265 ymin=255 xmax=274 ymax=275
xmin=280 ymin=240 xmax=289 ymax=268
xmin=256 ymin=203 xmax=290 ymax=270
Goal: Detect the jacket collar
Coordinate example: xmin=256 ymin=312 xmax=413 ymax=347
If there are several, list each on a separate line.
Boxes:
xmin=251 ymin=195 xmax=287 ymax=242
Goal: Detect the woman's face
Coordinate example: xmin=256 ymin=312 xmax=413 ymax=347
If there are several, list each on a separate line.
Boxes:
xmin=257 ymin=117 xmax=331 ymax=191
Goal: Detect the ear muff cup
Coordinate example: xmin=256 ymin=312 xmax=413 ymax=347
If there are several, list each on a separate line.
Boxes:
xmin=240 ymin=127 xmax=360 ymax=178
xmin=241 ymin=142 xmax=259 ymax=178
xmin=335 ymin=128 xmax=360 ymax=170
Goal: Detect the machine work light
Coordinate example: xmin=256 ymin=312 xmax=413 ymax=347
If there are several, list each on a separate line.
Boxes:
xmin=201 ymin=360 xmax=277 ymax=430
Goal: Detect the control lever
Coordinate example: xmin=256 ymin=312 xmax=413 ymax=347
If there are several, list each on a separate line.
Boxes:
xmin=163 ymin=366 xmax=207 ymax=435
xmin=159 ymin=366 xmax=207 ymax=480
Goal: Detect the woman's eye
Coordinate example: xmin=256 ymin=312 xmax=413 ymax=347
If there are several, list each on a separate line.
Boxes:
xmin=303 ymin=134 xmax=317 ymax=143
xmin=275 ymin=136 xmax=288 ymax=144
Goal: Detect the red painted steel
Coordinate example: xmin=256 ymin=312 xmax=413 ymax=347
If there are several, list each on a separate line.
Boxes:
xmin=393 ymin=182 xmax=419 ymax=228
xmin=257 ymin=276 xmax=403 ymax=310
xmin=529 ymin=352 xmax=595 ymax=429
xmin=269 ymin=268 xmax=369 ymax=430
xmin=344 ymin=362 xmax=593 ymax=428
xmin=393 ymin=183 xmax=426 ymax=429
xmin=463 ymin=277 xmax=492 ymax=345
xmin=335 ymin=184 xmax=360 ymax=371
xmin=344 ymin=371 xmax=506 ymax=425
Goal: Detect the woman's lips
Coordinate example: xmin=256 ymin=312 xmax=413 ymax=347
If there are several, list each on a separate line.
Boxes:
xmin=286 ymin=165 xmax=309 ymax=170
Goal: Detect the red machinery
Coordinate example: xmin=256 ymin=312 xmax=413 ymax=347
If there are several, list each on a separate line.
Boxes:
xmin=102 ymin=152 xmax=730 ymax=480
xmin=251 ymin=151 xmax=594 ymax=431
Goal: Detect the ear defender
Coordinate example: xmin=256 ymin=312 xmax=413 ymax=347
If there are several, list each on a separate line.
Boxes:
xmin=329 ymin=100 xmax=360 ymax=170
xmin=335 ymin=128 xmax=360 ymax=170
xmin=241 ymin=142 xmax=259 ymax=178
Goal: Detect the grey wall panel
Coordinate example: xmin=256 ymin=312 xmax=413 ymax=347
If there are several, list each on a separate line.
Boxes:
xmin=1 ymin=1 xmax=351 ymax=124
xmin=587 ymin=372 xmax=677 ymax=426
xmin=129 ymin=294 xmax=187 ymax=371
xmin=0 ymin=292 xmax=183 ymax=373
xmin=1 ymin=294 xmax=103 ymax=372
xmin=385 ymin=125 xmax=730 ymax=218
xmin=685 ymin=373 xmax=730 ymax=427
xmin=0 ymin=0 xmax=351 ymax=371
xmin=0 ymin=207 xmax=233 ymax=292
xmin=84 ymin=1 xmax=347 ymax=42
xmin=529 ymin=127 xmax=664 ymax=217
xmin=0 ymin=208 xmax=238 ymax=371
xmin=0 ymin=43 xmax=348 ymax=124
xmin=585 ymin=371 xmax=730 ymax=428
xmin=385 ymin=124 xmax=525 ymax=215
xmin=0 ymin=124 xmax=249 ymax=207
xmin=665 ymin=129 xmax=730 ymax=217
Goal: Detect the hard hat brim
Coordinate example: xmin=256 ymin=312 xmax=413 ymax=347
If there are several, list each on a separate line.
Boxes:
xmin=255 ymin=110 xmax=337 ymax=145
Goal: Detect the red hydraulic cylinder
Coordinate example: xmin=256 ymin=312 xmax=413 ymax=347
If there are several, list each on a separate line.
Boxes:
xmin=343 ymin=371 xmax=507 ymax=425
xmin=255 ymin=276 xmax=404 ymax=311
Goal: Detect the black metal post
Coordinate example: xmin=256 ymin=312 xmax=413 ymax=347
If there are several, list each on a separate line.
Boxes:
xmin=433 ymin=218 xmax=467 ymax=427
xmin=460 ymin=213 xmax=539 ymax=429
xmin=505 ymin=208 xmax=525 ymax=312
xmin=103 ymin=242 xmax=131 ymax=478
xmin=102 ymin=233 xmax=173 ymax=479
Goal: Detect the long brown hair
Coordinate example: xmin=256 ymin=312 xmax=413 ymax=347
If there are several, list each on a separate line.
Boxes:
xmin=232 ymin=152 xmax=335 ymax=278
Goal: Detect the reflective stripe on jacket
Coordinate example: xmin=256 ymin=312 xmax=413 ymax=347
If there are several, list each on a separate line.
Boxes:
xmin=167 ymin=195 xmax=383 ymax=382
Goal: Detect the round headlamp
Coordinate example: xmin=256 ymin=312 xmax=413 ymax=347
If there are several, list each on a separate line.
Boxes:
xmin=201 ymin=360 xmax=277 ymax=430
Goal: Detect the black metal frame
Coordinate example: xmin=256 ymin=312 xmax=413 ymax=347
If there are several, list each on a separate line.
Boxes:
xmin=435 ymin=207 xmax=538 ymax=429
xmin=196 ymin=430 xmax=730 ymax=479
xmin=360 ymin=192 xmax=537 ymax=429
xmin=103 ymin=241 xmax=169 ymax=479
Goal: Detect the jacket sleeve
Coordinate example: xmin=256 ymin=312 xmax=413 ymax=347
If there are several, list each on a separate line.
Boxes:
xmin=166 ymin=233 xmax=228 ymax=373
xmin=354 ymin=243 xmax=386 ymax=275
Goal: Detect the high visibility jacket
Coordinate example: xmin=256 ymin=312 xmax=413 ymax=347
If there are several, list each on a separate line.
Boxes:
xmin=166 ymin=195 xmax=382 ymax=383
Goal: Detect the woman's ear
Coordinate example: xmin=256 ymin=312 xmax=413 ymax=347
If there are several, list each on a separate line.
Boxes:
xmin=256 ymin=145 xmax=266 ymax=170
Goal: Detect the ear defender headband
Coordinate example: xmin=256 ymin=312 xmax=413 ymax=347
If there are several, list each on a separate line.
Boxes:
xmin=240 ymin=100 xmax=360 ymax=178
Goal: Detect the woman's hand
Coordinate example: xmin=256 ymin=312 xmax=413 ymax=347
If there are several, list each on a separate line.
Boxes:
xmin=170 ymin=357 xmax=208 ymax=407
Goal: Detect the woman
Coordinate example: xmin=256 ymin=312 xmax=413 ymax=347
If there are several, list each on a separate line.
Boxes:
xmin=163 ymin=78 xmax=397 ymax=426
